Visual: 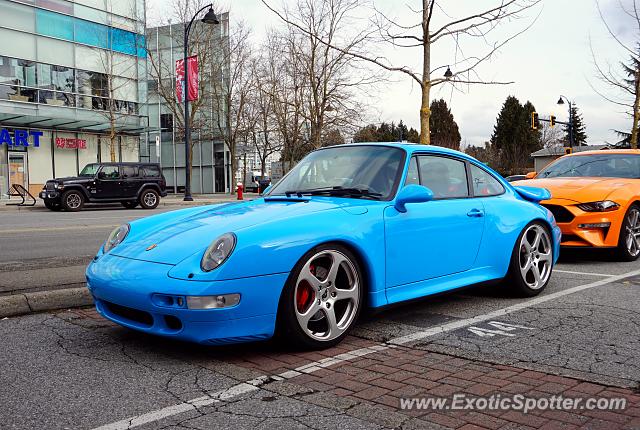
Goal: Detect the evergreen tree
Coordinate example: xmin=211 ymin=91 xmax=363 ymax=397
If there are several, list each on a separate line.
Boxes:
xmin=564 ymin=105 xmax=587 ymax=146
xmin=353 ymin=121 xmax=420 ymax=143
xmin=489 ymin=96 xmax=541 ymax=174
xmin=429 ymin=99 xmax=461 ymax=150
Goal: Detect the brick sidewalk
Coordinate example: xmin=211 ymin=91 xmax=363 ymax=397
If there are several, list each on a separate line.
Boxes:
xmin=62 ymin=308 xmax=640 ymax=429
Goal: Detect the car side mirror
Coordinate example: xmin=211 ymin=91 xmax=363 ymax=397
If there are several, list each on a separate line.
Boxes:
xmin=525 ymin=172 xmax=537 ymax=179
xmin=394 ymin=184 xmax=434 ymax=213
xmin=97 ymin=171 xmax=107 ymax=180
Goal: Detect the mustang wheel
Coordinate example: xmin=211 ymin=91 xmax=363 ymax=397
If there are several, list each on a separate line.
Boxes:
xmin=61 ymin=190 xmax=84 ymax=212
xmin=617 ymin=204 xmax=640 ymax=261
xmin=139 ymin=189 xmax=159 ymax=209
xmin=506 ymin=222 xmax=553 ymax=297
xmin=278 ymin=244 xmax=363 ymax=349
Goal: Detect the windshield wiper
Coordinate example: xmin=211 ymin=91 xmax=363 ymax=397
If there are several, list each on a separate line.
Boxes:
xmin=283 ymin=186 xmax=382 ymax=200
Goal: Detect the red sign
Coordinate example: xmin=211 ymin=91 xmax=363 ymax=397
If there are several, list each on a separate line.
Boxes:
xmin=176 ymin=56 xmax=199 ymax=102
xmin=56 ymin=137 xmax=86 ymax=149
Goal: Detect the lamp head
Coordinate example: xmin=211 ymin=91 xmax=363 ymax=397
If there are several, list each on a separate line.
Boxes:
xmin=202 ymin=8 xmax=219 ymax=25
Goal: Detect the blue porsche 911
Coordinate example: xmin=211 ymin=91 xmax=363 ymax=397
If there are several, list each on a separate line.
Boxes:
xmin=86 ymin=143 xmax=561 ymax=349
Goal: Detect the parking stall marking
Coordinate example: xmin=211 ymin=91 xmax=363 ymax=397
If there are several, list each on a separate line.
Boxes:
xmin=91 ymin=267 xmax=640 ymax=430
xmin=554 ymin=269 xmax=613 ymax=277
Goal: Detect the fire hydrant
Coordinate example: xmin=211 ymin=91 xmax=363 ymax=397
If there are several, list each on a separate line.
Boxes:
xmin=236 ymin=182 xmax=243 ymax=200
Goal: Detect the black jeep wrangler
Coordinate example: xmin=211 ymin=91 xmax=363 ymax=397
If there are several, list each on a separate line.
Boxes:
xmin=39 ymin=162 xmax=168 ymax=211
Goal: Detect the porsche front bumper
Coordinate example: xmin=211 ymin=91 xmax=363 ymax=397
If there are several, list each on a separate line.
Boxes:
xmin=86 ymin=254 xmax=288 ymax=345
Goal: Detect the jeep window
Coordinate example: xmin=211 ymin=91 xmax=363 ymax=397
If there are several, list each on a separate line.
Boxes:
xmin=121 ymin=166 xmax=139 ymax=178
xmin=79 ymin=164 xmax=100 ymax=177
xmin=100 ymin=165 xmax=120 ymax=179
xmin=142 ymin=165 xmax=161 ymax=177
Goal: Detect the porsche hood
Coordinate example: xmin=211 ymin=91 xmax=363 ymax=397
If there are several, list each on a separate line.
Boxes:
xmin=514 ymin=177 xmax=630 ymax=203
xmin=109 ymin=198 xmax=362 ymax=265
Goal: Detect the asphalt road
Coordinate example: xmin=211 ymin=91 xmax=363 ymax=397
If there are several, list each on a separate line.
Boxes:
xmin=1 ymin=234 xmax=639 ymax=429
xmin=0 ymin=206 xmax=174 ymax=295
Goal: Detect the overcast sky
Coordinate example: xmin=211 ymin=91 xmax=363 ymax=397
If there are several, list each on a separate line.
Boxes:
xmin=148 ymin=0 xmax=636 ymax=148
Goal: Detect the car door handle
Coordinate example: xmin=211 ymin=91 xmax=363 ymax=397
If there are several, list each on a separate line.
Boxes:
xmin=467 ymin=209 xmax=484 ymax=217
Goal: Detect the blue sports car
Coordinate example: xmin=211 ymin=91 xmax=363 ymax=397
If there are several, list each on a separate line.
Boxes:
xmin=86 ymin=143 xmax=561 ymax=349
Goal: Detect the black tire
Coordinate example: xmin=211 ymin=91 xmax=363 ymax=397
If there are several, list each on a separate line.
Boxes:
xmin=61 ymin=190 xmax=84 ymax=212
xmin=121 ymin=201 xmax=138 ymax=209
xmin=276 ymin=243 xmax=364 ymax=349
xmin=504 ymin=221 xmax=553 ymax=297
xmin=44 ymin=199 xmax=62 ymax=211
xmin=139 ymin=189 xmax=160 ymax=209
xmin=616 ymin=204 xmax=640 ymax=262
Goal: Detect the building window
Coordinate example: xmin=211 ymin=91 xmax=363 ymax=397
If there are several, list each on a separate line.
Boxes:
xmin=35 ymin=8 xmax=74 ymax=41
xmin=160 ymin=114 xmax=173 ymax=132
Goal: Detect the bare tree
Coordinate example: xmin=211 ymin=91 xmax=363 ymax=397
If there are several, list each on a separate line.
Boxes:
xmin=591 ymin=0 xmax=640 ymax=148
xmin=209 ymin=21 xmax=254 ymax=192
xmin=146 ymin=0 xmax=225 ymax=180
xmin=87 ymin=1 xmax=144 ymax=161
xmin=263 ymin=0 xmax=541 ymax=145
xmin=539 ymin=121 xmax=564 ymax=149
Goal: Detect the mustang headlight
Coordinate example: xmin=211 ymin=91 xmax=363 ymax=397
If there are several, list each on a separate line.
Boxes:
xmin=577 ymin=200 xmax=620 ymax=212
xmin=103 ymin=224 xmax=130 ymax=253
xmin=201 ymin=233 xmax=236 ymax=272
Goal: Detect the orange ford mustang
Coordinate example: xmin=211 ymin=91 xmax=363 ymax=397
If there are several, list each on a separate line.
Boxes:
xmin=514 ymin=149 xmax=640 ymax=261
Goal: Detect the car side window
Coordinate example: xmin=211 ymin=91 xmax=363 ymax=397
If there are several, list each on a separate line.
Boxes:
xmin=417 ymin=156 xmax=469 ymax=199
xmin=405 ymin=157 xmax=420 ymax=185
xmin=470 ymin=164 xmax=505 ymax=197
xmin=121 ymin=166 xmax=138 ymax=179
xmin=100 ymin=166 xmax=120 ymax=179
xmin=142 ymin=165 xmax=161 ymax=178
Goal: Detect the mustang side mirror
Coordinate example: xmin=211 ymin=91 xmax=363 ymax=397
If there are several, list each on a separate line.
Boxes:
xmin=394 ymin=184 xmax=434 ymax=213
xmin=97 ymin=171 xmax=107 ymax=180
xmin=525 ymin=171 xmax=537 ymax=179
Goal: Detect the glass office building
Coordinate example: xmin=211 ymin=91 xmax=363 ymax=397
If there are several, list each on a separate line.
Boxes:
xmin=144 ymin=17 xmax=231 ymax=194
xmin=0 ymin=0 xmax=149 ymax=199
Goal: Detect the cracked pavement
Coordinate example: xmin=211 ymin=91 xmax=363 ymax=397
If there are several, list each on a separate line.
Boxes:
xmin=2 ymin=250 xmax=640 ymax=429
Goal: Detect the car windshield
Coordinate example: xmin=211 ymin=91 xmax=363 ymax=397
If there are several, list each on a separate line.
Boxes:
xmin=267 ymin=145 xmax=405 ymax=200
xmin=538 ymin=154 xmax=640 ymax=179
xmin=79 ymin=164 xmax=100 ymax=177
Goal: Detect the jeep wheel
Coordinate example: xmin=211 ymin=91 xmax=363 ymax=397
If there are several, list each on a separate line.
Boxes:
xmin=61 ymin=190 xmax=84 ymax=212
xmin=139 ymin=189 xmax=160 ymax=209
xmin=44 ymin=199 xmax=62 ymax=211
xmin=122 ymin=201 xmax=138 ymax=209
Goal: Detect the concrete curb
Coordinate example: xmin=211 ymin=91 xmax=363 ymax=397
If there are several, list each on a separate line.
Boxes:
xmin=0 ymin=287 xmax=93 ymax=318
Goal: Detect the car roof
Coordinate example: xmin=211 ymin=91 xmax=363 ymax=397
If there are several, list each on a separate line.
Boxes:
xmin=94 ymin=162 xmax=160 ymax=166
xmin=336 ymin=142 xmax=481 ymax=163
xmin=565 ymin=149 xmax=640 ymax=156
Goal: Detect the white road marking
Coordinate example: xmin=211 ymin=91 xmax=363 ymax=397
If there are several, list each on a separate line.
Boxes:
xmin=0 ymin=224 xmax=118 ymax=234
xmin=554 ymin=269 xmax=612 ymax=277
xmin=91 ymin=267 xmax=640 ymax=430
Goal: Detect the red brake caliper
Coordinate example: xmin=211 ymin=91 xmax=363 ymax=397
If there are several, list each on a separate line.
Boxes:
xmin=296 ymin=265 xmax=315 ymax=313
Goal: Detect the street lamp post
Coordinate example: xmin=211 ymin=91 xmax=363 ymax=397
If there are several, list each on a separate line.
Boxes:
xmin=557 ymin=96 xmax=574 ymax=149
xmin=182 ymin=5 xmax=219 ymax=201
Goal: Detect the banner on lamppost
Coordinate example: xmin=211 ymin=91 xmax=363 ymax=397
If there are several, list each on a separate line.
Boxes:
xmin=176 ymin=56 xmax=199 ymax=102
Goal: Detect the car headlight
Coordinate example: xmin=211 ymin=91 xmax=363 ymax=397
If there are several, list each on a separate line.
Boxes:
xmin=201 ymin=233 xmax=236 ymax=272
xmin=103 ymin=224 xmax=130 ymax=253
xmin=576 ymin=200 xmax=620 ymax=212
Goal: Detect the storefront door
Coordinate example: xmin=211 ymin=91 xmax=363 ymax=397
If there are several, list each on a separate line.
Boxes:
xmin=8 ymin=152 xmax=27 ymax=191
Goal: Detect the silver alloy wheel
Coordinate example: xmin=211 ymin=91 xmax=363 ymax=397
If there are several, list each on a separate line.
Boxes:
xmin=143 ymin=191 xmax=157 ymax=207
xmin=66 ymin=193 xmax=81 ymax=209
xmin=518 ymin=224 xmax=552 ymax=290
xmin=294 ymin=250 xmax=360 ymax=342
xmin=624 ymin=207 xmax=640 ymax=257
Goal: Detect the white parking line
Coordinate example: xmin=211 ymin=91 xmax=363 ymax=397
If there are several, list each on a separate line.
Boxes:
xmin=91 ymin=268 xmax=640 ymax=430
xmin=554 ymin=269 xmax=612 ymax=277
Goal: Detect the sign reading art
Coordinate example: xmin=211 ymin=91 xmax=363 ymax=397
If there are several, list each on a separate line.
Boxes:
xmin=56 ymin=137 xmax=87 ymax=149
xmin=0 ymin=128 xmax=43 ymax=147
